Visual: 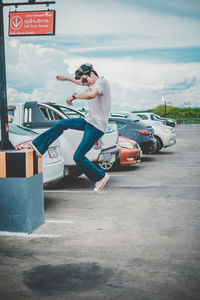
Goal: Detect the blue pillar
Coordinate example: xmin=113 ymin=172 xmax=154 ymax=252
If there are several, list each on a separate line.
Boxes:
xmin=0 ymin=150 xmax=44 ymax=233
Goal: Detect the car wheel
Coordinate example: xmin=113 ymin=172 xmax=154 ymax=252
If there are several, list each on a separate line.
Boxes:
xmin=98 ymin=161 xmax=113 ymax=171
xmin=113 ymin=158 xmax=121 ymax=170
xmin=154 ymin=136 xmax=163 ymax=153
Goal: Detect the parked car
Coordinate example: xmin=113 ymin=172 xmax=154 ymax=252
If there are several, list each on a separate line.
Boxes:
xmin=4 ymin=123 xmax=64 ymax=186
xmin=9 ymin=101 xmax=120 ymax=178
xmin=131 ymin=113 xmax=176 ymax=153
xmin=136 ymin=112 xmax=176 ymax=127
xmin=109 ymin=113 xmax=156 ymax=154
xmin=117 ymin=136 xmax=142 ymax=166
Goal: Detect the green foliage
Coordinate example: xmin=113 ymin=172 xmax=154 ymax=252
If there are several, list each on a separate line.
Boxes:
xmin=132 ymin=105 xmax=200 ymax=119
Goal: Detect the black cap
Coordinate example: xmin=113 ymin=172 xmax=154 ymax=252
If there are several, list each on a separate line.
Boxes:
xmin=75 ymin=63 xmax=94 ymax=80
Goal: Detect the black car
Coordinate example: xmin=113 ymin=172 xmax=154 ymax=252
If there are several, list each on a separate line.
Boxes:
xmin=156 ymin=116 xmax=176 ymax=127
xmin=143 ymin=113 xmax=176 ymax=127
xmin=109 ymin=114 xmax=156 ymax=154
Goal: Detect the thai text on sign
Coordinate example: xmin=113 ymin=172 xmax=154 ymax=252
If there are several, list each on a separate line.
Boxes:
xmin=9 ymin=10 xmax=56 ymax=36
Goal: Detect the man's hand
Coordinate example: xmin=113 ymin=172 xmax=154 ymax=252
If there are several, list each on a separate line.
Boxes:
xmin=56 ymin=75 xmax=66 ymax=81
xmin=56 ymin=75 xmax=83 ymax=86
xmin=66 ymin=96 xmax=74 ymax=106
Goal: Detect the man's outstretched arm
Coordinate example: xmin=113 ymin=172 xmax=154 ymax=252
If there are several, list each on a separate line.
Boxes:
xmin=66 ymin=89 xmax=98 ymax=106
xmin=56 ymin=75 xmax=83 ymax=86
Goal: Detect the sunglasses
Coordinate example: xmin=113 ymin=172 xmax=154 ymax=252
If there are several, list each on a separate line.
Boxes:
xmin=81 ymin=77 xmax=88 ymax=84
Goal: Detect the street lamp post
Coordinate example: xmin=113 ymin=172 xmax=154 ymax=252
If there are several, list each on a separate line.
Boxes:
xmin=0 ymin=0 xmax=15 ymax=149
xmin=0 ymin=0 xmax=55 ymax=150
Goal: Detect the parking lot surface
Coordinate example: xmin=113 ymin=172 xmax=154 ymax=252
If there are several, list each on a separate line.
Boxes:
xmin=0 ymin=127 xmax=200 ymax=300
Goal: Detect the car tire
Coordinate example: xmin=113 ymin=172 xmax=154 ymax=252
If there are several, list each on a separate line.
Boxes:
xmin=98 ymin=161 xmax=113 ymax=171
xmin=154 ymin=136 xmax=163 ymax=153
xmin=113 ymin=158 xmax=121 ymax=170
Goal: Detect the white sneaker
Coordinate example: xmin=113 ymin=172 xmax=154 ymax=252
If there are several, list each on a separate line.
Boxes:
xmin=94 ymin=173 xmax=110 ymax=192
xmin=28 ymin=141 xmax=42 ymax=158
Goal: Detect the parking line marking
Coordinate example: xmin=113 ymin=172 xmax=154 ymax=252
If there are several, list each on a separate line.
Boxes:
xmin=46 ymin=220 xmax=73 ymax=224
xmin=109 ymin=174 xmax=126 ymax=176
xmin=151 ymin=167 xmax=200 ymax=169
xmin=44 ymin=190 xmax=108 ymax=194
xmin=170 ymin=167 xmax=200 ymax=169
xmin=0 ymin=232 xmax=60 ymax=238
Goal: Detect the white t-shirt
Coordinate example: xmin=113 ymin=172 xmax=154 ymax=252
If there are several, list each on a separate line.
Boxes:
xmin=84 ymin=77 xmax=111 ymax=133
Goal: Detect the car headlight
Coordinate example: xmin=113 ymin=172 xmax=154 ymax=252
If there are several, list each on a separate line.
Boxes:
xmin=119 ymin=142 xmax=134 ymax=149
xmin=162 ymin=128 xmax=171 ymax=134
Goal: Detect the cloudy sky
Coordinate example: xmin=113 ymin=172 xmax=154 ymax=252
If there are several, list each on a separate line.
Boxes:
xmin=3 ymin=0 xmax=200 ymax=110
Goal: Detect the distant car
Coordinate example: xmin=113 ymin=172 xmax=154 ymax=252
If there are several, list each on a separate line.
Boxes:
xmin=109 ymin=113 xmax=156 ymax=154
xmin=136 ymin=113 xmax=176 ymax=127
xmin=6 ymin=123 xmax=64 ymax=186
xmin=132 ymin=113 xmax=176 ymax=153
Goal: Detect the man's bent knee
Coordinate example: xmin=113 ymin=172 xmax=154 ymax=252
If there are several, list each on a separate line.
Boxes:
xmin=55 ymin=119 xmax=69 ymax=131
xmin=73 ymin=152 xmax=83 ymax=164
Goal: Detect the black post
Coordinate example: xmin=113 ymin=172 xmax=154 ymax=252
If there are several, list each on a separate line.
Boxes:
xmin=0 ymin=0 xmax=15 ymax=150
xmin=0 ymin=0 xmax=55 ymax=150
xmin=164 ymin=101 xmax=167 ymax=118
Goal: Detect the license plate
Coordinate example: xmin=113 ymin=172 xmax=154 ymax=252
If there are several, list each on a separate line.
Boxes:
xmin=101 ymin=153 xmax=111 ymax=162
xmin=100 ymin=152 xmax=116 ymax=163
xmin=110 ymin=154 xmax=116 ymax=163
xmin=48 ymin=146 xmax=58 ymax=158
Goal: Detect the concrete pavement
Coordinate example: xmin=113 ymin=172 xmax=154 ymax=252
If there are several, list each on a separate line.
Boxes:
xmin=0 ymin=127 xmax=200 ymax=300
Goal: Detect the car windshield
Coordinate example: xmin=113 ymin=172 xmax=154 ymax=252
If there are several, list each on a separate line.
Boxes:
xmin=9 ymin=123 xmax=37 ymax=136
xmin=129 ymin=114 xmax=140 ymax=122
xmin=110 ymin=112 xmax=140 ymax=122
xmin=153 ymin=114 xmax=162 ymax=120
xmin=137 ymin=114 xmax=148 ymax=120
xmin=112 ymin=120 xmax=128 ymax=132
xmin=110 ymin=113 xmax=128 ymax=119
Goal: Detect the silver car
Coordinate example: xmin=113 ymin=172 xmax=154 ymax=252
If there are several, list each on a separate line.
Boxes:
xmin=7 ymin=123 xmax=64 ymax=186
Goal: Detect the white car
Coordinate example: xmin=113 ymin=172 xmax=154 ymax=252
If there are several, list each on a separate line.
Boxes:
xmin=6 ymin=123 xmax=64 ymax=186
xmin=131 ymin=113 xmax=176 ymax=152
xmin=136 ymin=112 xmax=176 ymax=127
xmin=136 ymin=112 xmax=166 ymax=125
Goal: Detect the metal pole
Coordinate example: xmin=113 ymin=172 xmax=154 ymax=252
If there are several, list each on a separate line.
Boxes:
xmin=0 ymin=0 xmax=15 ymax=149
xmin=0 ymin=0 xmax=56 ymax=150
xmin=3 ymin=1 xmax=56 ymax=7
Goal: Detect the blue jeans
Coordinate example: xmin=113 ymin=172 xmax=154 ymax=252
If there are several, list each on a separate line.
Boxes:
xmin=32 ymin=118 xmax=105 ymax=183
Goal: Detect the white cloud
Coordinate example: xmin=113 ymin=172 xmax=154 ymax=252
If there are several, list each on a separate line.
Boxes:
xmin=4 ymin=0 xmax=199 ymax=50
xmin=54 ymin=0 xmax=200 ymax=49
xmin=3 ymin=0 xmax=200 ymax=110
xmin=8 ymin=87 xmax=53 ymax=102
xmin=6 ymin=40 xmax=200 ymax=110
xmin=7 ymin=40 xmax=67 ymax=88
xmin=6 ymin=39 xmax=75 ymax=105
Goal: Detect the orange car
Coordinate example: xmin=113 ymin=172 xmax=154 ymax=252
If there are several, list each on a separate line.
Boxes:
xmin=118 ymin=136 xmax=142 ymax=166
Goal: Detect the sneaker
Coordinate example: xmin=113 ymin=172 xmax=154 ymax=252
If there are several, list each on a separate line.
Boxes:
xmin=94 ymin=173 xmax=110 ymax=192
xmin=28 ymin=141 xmax=42 ymax=158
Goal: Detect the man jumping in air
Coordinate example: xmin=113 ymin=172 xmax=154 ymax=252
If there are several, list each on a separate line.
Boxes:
xmin=29 ymin=63 xmax=111 ymax=192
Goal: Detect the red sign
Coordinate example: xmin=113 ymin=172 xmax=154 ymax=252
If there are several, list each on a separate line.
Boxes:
xmin=9 ymin=10 xmax=56 ymax=36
